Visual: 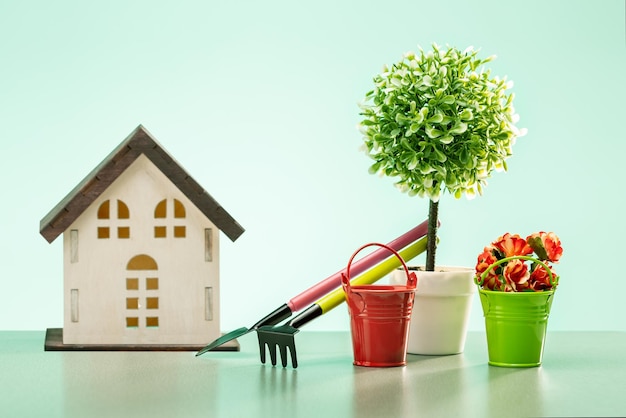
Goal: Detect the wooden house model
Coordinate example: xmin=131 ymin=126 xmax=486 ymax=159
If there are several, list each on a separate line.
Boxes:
xmin=40 ymin=125 xmax=244 ymax=348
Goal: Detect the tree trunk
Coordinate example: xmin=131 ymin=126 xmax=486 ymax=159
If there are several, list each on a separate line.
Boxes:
xmin=426 ymin=199 xmax=439 ymax=271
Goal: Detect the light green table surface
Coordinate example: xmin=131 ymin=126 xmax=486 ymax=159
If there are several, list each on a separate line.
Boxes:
xmin=1 ymin=331 xmax=624 ymax=418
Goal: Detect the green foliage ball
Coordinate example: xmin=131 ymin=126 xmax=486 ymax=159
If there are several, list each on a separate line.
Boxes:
xmin=359 ymin=44 xmax=526 ymax=202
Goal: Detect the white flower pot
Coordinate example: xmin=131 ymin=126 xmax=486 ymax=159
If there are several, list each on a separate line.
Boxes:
xmin=390 ymin=266 xmax=475 ymax=355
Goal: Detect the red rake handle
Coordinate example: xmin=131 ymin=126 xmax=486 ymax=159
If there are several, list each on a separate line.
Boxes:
xmin=287 ymin=219 xmax=428 ymax=312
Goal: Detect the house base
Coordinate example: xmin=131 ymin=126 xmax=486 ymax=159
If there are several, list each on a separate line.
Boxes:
xmin=43 ymin=328 xmax=240 ymax=352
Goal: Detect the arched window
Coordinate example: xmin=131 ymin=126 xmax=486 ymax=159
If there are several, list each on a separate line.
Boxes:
xmin=153 ymin=198 xmax=186 ymax=238
xmin=97 ymin=199 xmax=130 ymax=239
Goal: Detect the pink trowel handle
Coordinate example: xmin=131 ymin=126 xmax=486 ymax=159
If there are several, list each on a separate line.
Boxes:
xmin=287 ymin=219 xmax=430 ymax=312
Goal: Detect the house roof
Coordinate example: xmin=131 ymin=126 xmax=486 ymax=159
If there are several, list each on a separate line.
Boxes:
xmin=40 ymin=125 xmax=245 ymax=243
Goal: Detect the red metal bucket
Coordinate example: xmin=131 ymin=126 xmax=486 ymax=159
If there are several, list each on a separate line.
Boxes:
xmin=342 ymin=243 xmax=418 ymax=367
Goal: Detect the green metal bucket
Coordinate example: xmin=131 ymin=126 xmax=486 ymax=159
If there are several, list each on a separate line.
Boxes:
xmin=479 ymin=289 xmax=554 ymax=367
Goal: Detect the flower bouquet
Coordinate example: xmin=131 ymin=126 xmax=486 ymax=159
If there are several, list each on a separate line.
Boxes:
xmin=474 ymin=232 xmax=563 ymax=367
xmin=475 ymin=232 xmax=563 ymax=292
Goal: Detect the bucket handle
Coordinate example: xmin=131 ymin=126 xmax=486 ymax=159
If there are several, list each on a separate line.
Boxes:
xmin=475 ymin=255 xmax=557 ymax=288
xmin=341 ymin=242 xmax=418 ymax=295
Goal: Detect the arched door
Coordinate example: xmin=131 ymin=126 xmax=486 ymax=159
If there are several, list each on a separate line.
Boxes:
xmin=125 ymin=254 xmax=159 ymax=329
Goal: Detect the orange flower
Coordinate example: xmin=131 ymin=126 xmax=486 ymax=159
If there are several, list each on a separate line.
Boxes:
xmin=475 ymin=246 xmax=502 ymax=290
xmin=529 ymin=264 xmax=555 ymax=291
xmin=502 ymin=259 xmax=530 ymax=291
xmin=543 ymin=232 xmax=563 ymax=262
xmin=527 ymin=231 xmax=563 ymax=262
xmin=493 ymin=233 xmax=533 ymax=257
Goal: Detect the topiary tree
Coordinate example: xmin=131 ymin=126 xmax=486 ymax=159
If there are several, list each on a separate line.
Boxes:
xmin=358 ymin=44 xmax=526 ymax=271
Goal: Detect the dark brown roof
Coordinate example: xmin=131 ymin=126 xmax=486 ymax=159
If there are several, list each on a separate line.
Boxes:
xmin=40 ymin=125 xmax=244 ymax=243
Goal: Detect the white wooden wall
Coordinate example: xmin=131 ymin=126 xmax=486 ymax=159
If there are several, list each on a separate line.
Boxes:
xmin=62 ymin=155 xmax=221 ymax=345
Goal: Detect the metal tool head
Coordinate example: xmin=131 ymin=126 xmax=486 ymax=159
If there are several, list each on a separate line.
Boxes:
xmin=257 ymin=325 xmax=300 ymax=368
xmin=196 ymin=327 xmax=251 ymax=356
xmin=196 ymin=304 xmax=293 ymax=357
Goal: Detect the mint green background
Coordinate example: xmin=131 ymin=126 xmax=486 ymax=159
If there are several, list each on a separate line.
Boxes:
xmin=1 ymin=1 xmax=624 ymax=332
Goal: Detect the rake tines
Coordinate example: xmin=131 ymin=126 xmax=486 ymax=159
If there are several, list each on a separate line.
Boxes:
xmin=257 ymin=325 xmax=300 ymax=368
